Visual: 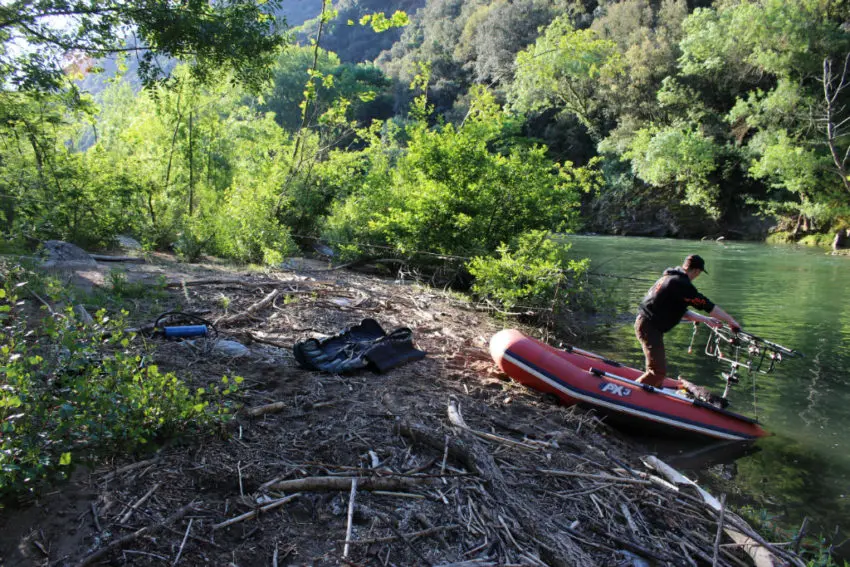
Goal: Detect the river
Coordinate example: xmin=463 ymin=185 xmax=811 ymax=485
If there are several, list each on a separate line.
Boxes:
xmin=561 ymin=235 xmax=849 ymax=557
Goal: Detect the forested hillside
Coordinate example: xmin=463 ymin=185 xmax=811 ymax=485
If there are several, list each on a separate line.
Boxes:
xmin=2 ymin=0 xmax=849 ymax=279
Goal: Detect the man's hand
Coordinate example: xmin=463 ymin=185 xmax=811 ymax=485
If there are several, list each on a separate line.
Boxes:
xmin=703 ymin=316 xmax=723 ymax=328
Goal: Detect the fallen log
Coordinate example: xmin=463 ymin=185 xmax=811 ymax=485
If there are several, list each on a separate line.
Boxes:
xmin=90 ymin=254 xmax=146 ymax=263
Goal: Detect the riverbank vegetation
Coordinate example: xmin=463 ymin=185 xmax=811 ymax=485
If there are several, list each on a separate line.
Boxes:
xmin=3 ymin=0 xmax=849 ymax=271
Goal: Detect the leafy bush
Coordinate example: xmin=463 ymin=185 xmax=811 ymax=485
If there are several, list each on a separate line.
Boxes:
xmin=322 ymin=89 xmax=600 ymax=261
xmin=0 ymin=266 xmax=236 ymax=502
xmin=467 ymin=230 xmax=590 ymax=314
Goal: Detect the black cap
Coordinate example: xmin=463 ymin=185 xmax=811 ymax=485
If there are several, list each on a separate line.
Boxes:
xmin=684 ymin=254 xmax=707 ymax=274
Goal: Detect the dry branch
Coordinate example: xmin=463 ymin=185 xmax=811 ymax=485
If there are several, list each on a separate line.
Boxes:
xmin=212 ymin=493 xmax=301 ymax=531
xmin=216 ymin=288 xmax=280 ymax=326
xmin=119 ymin=481 xmax=161 ymax=523
xmin=77 ymin=502 xmax=197 ymax=566
xmin=264 ymin=476 xmax=431 ymax=493
xmin=643 ymin=455 xmax=805 ymax=567
xmin=165 ymin=278 xmax=283 ymax=288
xmin=246 ymin=401 xmax=288 ymax=417
xmin=447 ymin=398 xmax=539 ymax=450
xmin=343 ymin=478 xmax=357 ymax=558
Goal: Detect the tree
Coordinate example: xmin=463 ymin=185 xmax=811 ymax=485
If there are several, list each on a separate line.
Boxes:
xmin=676 ymin=0 xmax=850 ymax=228
xmin=307 ymin=0 xmax=422 ymax=64
xmin=261 ymin=47 xmax=393 ymax=133
xmin=822 ymin=53 xmax=850 ymax=195
xmin=508 ymin=15 xmax=623 ymax=139
xmin=590 ymin=0 xmax=687 ymax=124
xmin=455 ymin=0 xmax=558 ymax=84
xmin=623 ymin=125 xmax=722 ymax=217
xmin=0 ymin=0 xmax=288 ymax=92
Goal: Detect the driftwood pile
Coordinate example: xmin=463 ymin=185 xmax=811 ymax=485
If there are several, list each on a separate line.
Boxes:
xmin=2 ymin=259 xmax=808 ymax=566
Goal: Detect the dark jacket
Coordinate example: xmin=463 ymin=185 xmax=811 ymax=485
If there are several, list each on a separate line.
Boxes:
xmin=638 ymin=267 xmax=715 ymax=333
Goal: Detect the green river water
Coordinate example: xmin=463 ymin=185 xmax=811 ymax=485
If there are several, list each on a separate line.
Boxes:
xmin=561 ymin=235 xmax=849 ymax=556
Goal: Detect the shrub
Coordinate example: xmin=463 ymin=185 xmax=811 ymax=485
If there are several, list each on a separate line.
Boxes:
xmin=467 ymin=230 xmax=590 ymax=315
xmin=0 ymin=265 xmax=237 ymax=502
xmin=322 ymin=90 xmax=600 ymax=261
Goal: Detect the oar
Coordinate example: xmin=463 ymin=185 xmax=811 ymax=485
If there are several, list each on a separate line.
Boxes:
xmin=561 ymin=344 xmax=623 ymax=367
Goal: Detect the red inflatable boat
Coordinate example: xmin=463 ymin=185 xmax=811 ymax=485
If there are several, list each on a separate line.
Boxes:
xmin=490 ymin=329 xmax=768 ymax=441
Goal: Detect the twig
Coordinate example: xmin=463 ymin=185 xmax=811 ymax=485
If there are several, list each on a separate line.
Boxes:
xmin=101 ymin=457 xmax=160 ymax=482
xmin=212 ymin=493 xmax=300 ymax=531
xmin=28 ymin=290 xmax=56 ymax=316
xmin=713 ymin=494 xmax=727 ymax=566
xmin=90 ymin=502 xmax=102 ymax=532
xmin=216 ymin=288 xmax=280 ymax=326
xmin=372 ymin=491 xmax=426 ymax=499
xmin=792 ymin=517 xmax=809 ymax=554
xmin=516 ymin=467 xmax=651 ymax=486
xmin=119 ymin=482 xmax=161 ymax=524
xmin=620 ymin=502 xmax=638 ymax=536
xmin=360 ymin=505 xmax=432 ymax=566
xmin=440 ymin=434 xmax=450 ymax=484
xmin=343 ymin=478 xmax=357 ymax=558
xmin=447 ymin=398 xmax=538 ymax=450
xmin=171 ymin=518 xmax=193 ymax=567
xmin=77 ymin=502 xmax=196 ymax=566
xmin=164 ymin=278 xmax=289 ymax=288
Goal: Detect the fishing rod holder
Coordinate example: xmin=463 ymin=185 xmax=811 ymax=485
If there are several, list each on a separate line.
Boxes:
xmin=703 ymin=324 xmax=801 ymax=378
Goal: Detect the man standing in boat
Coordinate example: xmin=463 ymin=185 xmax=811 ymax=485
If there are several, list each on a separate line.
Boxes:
xmin=635 ymin=254 xmax=741 ymax=388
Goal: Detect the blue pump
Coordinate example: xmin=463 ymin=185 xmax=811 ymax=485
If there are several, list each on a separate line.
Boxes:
xmin=162 ymin=325 xmax=208 ymax=338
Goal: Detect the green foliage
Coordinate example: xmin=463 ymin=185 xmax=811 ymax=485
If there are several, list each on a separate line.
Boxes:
xmin=107 ymin=270 xmax=167 ymax=300
xmin=322 ymin=88 xmax=601 ymax=260
xmin=262 ymin=46 xmax=393 ymax=132
xmin=679 ymin=0 xmax=846 ymax=83
xmin=624 ymin=125 xmax=722 ymax=216
xmin=467 ymin=230 xmax=590 ymax=313
xmin=359 ymin=11 xmax=410 ymax=33
xmin=0 ymin=0 xmax=288 ymax=92
xmin=0 ymin=265 xmax=236 ymax=501
xmin=509 ymin=15 xmax=623 ymax=137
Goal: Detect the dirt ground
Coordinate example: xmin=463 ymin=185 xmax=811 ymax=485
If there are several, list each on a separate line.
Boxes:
xmin=0 ymin=254 xmax=808 ymax=567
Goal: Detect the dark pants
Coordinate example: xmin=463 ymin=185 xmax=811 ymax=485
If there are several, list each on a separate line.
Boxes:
xmin=635 ymin=314 xmax=666 ymax=386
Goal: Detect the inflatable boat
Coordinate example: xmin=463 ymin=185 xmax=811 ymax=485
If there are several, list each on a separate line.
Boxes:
xmin=489 ymin=329 xmax=768 ymax=441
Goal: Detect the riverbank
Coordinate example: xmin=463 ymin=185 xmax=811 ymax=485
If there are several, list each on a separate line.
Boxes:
xmin=0 ymin=254 xmax=811 ymax=566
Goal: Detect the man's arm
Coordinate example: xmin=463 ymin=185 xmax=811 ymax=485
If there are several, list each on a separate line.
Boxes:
xmin=683 ymin=310 xmax=721 ymax=327
xmin=708 ymin=305 xmax=741 ymax=331
xmin=683 ymin=307 xmax=740 ymax=331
